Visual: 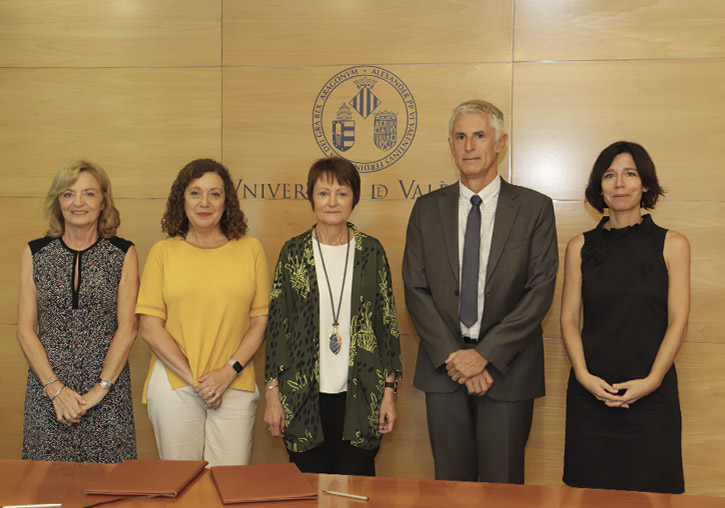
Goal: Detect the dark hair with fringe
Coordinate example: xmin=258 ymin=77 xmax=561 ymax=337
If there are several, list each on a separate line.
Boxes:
xmin=585 ymin=141 xmax=665 ymax=213
xmin=306 ymin=156 xmax=361 ymax=209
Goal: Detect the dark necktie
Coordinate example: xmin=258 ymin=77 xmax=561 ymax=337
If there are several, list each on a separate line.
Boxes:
xmin=460 ymin=195 xmax=482 ymax=327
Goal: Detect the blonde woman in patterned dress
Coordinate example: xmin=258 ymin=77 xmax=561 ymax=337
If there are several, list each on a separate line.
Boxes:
xmin=265 ymin=157 xmax=402 ymax=476
xmin=17 ymin=160 xmax=138 ymax=463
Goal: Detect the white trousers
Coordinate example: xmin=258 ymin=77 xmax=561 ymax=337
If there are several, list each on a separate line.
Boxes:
xmin=147 ymin=359 xmax=259 ymax=467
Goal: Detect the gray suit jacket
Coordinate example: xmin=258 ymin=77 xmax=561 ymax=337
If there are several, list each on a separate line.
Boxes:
xmin=403 ymin=179 xmax=558 ymax=401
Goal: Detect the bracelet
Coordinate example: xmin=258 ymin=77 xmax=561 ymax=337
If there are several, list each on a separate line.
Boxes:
xmin=265 ymin=383 xmax=279 ymax=391
xmin=50 ymin=385 xmax=65 ymax=401
xmin=43 ymin=378 xmax=60 ymax=397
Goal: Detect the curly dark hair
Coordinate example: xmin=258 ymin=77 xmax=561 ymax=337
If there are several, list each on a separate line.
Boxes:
xmin=161 ymin=158 xmax=247 ymax=239
xmin=585 ymin=141 xmax=665 ymax=213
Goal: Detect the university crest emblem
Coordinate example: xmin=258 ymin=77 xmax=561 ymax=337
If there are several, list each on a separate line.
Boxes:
xmin=312 ymin=66 xmax=417 ymax=172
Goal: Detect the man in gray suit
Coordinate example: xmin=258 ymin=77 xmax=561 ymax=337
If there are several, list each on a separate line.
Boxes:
xmin=403 ymin=99 xmax=558 ymax=483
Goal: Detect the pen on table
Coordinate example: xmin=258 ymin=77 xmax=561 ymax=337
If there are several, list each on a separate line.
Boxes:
xmin=2 ymin=504 xmax=62 ymax=508
xmin=323 ymin=489 xmax=369 ymax=501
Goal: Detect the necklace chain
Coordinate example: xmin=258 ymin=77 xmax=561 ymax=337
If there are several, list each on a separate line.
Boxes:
xmin=315 ymin=226 xmax=351 ymax=355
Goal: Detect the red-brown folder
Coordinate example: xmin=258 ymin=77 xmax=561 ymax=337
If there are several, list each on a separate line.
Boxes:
xmin=211 ymin=463 xmax=317 ymax=504
xmin=84 ymin=459 xmax=207 ymax=497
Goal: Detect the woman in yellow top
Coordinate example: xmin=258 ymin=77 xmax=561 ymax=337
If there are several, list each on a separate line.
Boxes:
xmin=136 ymin=158 xmax=270 ymax=466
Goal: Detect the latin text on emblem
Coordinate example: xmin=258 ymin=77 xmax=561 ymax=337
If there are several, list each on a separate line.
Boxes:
xmin=312 ymin=66 xmax=417 ymax=173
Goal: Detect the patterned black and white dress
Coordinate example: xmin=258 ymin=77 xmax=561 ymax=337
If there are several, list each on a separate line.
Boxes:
xmin=23 ymin=236 xmax=137 ymax=463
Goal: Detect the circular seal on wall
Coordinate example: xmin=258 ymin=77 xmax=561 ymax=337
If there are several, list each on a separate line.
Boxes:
xmin=312 ymin=66 xmax=418 ymax=173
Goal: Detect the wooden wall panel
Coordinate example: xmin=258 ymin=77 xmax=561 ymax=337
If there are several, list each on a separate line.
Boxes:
xmin=0 ymin=68 xmax=222 ymax=198
xmin=0 ymin=0 xmax=220 ymax=68
xmin=7 ymin=326 xmax=725 ymax=495
xmin=0 ymin=324 xmax=160 ymax=462
xmin=0 ymin=197 xmax=169 ymax=324
xmin=1 ymin=0 xmax=723 ymax=498
xmin=223 ymin=0 xmax=513 ymax=66
xmin=127 ymin=337 xmax=157 ymax=460
xmin=543 ymin=201 xmax=725 ymax=343
xmin=0 ymin=198 xmax=48 ymax=325
xmin=678 ymin=342 xmax=725 ymax=496
xmin=510 ymin=60 xmax=725 ymax=202
xmin=222 ymin=64 xmax=512 ymax=189
xmin=373 ymin=338 xmax=434 ymax=479
xmin=525 ymin=340 xmax=725 ymax=495
xmin=250 ymin=333 xmax=435 ymax=479
xmin=540 ymin=201 xmax=598 ymax=339
xmin=114 ymin=198 xmax=169 ymax=266
xmin=0 ymin=325 xmax=26 ymax=459
xmin=514 ymin=0 xmax=725 ymax=61
xmin=223 ymin=64 xmax=511 ymax=336
xmin=648 ymin=202 xmax=725 ymax=343
xmin=0 ymin=197 xmax=170 ymax=461
xmin=240 ymin=198 xmax=415 ymax=336
xmin=525 ymin=339 xmax=569 ymax=486
xmin=114 ymin=198 xmax=169 ymax=459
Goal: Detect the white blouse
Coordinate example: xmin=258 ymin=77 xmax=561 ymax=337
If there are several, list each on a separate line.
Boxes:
xmin=313 ymin=237 xmax=355 ymax=393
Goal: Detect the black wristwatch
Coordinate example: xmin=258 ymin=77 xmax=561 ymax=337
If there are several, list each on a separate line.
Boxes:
xmin=227 ymin=360 xmax=244 ymax=375
xmin=384 ymin=381 xmax=397 ymax=394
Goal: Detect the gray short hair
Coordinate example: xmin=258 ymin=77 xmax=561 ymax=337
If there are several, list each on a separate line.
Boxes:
xmin=449 ymin=100 xmax=505 ymax=141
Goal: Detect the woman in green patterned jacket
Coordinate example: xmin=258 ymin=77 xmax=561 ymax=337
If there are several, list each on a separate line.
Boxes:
xmin=264 ymin=156 xmax=402 ymax=476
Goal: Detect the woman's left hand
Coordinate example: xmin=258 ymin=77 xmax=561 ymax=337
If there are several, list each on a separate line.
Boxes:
xmin=195 ymin=366 xmax=236 ymax=409
xmin=378 ymin=390 xmax=397 ymax=434
xmin=610 ymin=377 xmax=660 ymax=408
xmin=80 ymin=385 xmax=107 ymax=412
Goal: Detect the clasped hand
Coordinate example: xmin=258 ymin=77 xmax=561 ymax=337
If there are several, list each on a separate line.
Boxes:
xmin=445 ymin=349 xmax=493 ymax=396
xmin=51 ymin=385 xmax=86 ymax=425
xmin=610 ymin=377 xmax=659 ymax=408
xmin=194 ymin=366 xmax=235 ymax=410
xmin=578 ymin=372 xmax=659 ymax=408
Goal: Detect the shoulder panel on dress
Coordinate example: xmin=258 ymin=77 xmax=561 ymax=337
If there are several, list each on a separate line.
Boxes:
xmin=28 ymin=237 xmax=54 ymax=255
xmin=108 ymin=236 xmax=133 ymax=253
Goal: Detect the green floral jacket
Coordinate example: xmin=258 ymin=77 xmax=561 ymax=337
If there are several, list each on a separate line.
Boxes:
xmin=265 ymin=223 xmax=402 ymax=452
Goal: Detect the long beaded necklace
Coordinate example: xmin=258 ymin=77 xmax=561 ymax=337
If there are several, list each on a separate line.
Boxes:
xmin=314 ymin=226 xmax=351 ymax=355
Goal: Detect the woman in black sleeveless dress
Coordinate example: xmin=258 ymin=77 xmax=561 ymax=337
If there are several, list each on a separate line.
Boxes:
xmin=560 ymin=142 xmax=690 ymax=493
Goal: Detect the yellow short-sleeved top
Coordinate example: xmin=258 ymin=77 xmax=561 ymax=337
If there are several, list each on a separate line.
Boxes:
xmin=136 ymin=235 xmax=270 ymax=402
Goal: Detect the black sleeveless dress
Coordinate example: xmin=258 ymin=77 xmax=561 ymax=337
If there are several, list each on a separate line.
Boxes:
xmin=563 ymin=214 xmax=684 ymax=493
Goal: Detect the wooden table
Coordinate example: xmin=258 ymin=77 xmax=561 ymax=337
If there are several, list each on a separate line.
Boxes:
xmin=2 ymin=459 xmax=724 ymax=508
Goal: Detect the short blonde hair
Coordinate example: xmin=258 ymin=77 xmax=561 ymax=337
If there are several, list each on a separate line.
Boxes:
xmin=44 ymin=160 xmax=121 ymax=238
xmin=449 ymin=99 xmax=505 ymax=141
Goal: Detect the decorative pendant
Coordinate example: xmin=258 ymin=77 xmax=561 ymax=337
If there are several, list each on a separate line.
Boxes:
xmin=329 ymin=324 xmax=342 ymax=354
